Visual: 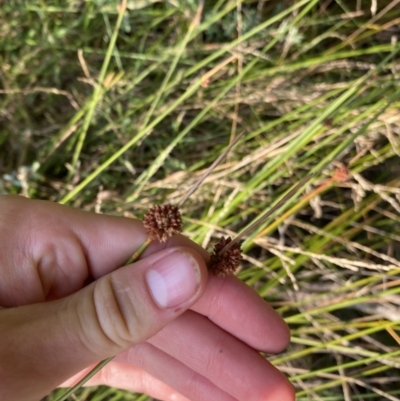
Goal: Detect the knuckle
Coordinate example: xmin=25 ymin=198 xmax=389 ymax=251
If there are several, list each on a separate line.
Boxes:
xmin=72 ymin=274 xmax=151 ymax=358
xmin=88 ymin=276 xmax=141 ymax=353
xmin=75 ymin=276 xmax=140 ymax=356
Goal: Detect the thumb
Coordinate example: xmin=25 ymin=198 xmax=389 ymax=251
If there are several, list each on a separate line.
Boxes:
xmin=74 ymin=246 xmax=207 ymax=355
xmin=0 ymin=246 xmax=207 ymax=401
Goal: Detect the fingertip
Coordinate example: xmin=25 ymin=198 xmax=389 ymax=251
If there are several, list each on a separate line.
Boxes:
xmin=273 ymin=318 xmax=291 ymax=353
xmin=269 ymin=379 xmax=296 ymax=401
xmin=259 ymin=368 xmax=295 ymax=401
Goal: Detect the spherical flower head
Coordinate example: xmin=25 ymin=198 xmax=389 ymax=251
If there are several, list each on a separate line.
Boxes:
xmin=333 ymin=166 xmax=350 ymax=182
xmin=143 ymin=204 xmax=183 ymax=242
xmin=208 ymin=236 xmax=242 ymax=277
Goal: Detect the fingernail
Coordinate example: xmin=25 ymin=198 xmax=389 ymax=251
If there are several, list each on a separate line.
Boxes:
xmin=146 ymin=251 xmax=200 ymax=309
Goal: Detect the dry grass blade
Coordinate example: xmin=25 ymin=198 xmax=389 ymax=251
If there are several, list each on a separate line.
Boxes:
xmin=140 ymin=131 xmax=245 ymax=242
xmin=219 ymin=173 xmax=314 ymax=255
xmin=208 ymin=174 xmax=314 ymax=277
xmin=177 ymin=131 xmax=245 ymax=208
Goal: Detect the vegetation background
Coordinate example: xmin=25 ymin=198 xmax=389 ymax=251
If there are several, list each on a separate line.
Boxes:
xmin=1 ymin=0 xmax=400 ymax=400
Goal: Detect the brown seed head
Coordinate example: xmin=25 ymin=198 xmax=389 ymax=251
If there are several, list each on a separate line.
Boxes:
xmin=208 ymin=236 xmax=242 ymax=277
xmin=333 ymin=166 xmax=350 ymax=182
xmin=143 ymin=204 xmax=183 ymax=242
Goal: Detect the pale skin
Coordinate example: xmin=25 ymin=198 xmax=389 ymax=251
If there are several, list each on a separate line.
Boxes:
xmin=0 ymin=195 xmax=295 ymax=401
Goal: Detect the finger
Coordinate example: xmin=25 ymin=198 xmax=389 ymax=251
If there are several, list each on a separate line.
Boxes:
xmin=115 ymin=342 xmax=238 ymax=401
xmin=0 ymin=246 xmax=207 ymax=401
xmin=62 ymin=363 xmax=192 ymax=401
xmin=0 ymin=195 xmax=208 ymax=306
xmin=192 ymin=274 xmax=290 ymax=353
xmin=149 ymin=311 xmax=295 ymax=401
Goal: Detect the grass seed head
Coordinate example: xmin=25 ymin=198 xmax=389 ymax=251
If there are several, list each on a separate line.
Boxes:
xmin=333 ymin=166 xmax=350 ymax=182
xmin=143 ymin=204 xmax=183 ymax=242
xmin=208 ymin=236 xmax=242 ymax=277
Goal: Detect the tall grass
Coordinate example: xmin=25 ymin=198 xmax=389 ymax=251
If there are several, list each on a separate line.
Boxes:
xmin=1 ymin=1 xmax=400 ymax=400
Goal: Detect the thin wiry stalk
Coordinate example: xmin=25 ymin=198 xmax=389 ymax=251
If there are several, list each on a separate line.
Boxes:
xmin=219 ymin=174 xmax=314 ymax=255
xmin=54 ymin=357 xmax=113 ymax=401
xmin=69 ymin=0 xmax=128 ymax=178
xmin=177 ymin=131 xmax=245 ymax=208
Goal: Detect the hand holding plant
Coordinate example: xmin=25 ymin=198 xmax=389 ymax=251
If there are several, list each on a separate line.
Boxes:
xmin=0 ymin=195 xmax=293 ymax=401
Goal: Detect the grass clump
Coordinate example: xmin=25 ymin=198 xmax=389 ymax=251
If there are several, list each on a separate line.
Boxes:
xmin=1 ymin=1 xmax=400 ymax=400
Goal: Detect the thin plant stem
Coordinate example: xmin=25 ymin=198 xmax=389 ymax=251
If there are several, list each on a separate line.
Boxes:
xmin=68 ymin=0 xmax=128 ymax=178
xmin=125 ymin=237 xmax=152 ymax=264
xmin=140 ymin=0 xmax=204 ymax=130
xmin=58 ymin=0 xmax=314 ymax=205
xmin=256 ymin=169 xmax=348 ymax=239
xmin=55 ymin=357 xmax=114 ymax=401
xmin=177 ymin=131 xmax=245 ymax=208
xmin=219 ymin=174 xmax=314 ymax=255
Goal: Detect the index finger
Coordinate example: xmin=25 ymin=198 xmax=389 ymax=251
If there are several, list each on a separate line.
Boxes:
xmin=0 ymin=195 xmax=208 ymax=305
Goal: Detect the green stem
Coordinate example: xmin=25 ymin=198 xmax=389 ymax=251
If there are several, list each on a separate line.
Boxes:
xmin=125 ymin=238 xmax=152 ymax=265
xmin=69 ymin=0 xmax=127 ymax=178
xmin=55 ymin=357 xmax=114 ymax=401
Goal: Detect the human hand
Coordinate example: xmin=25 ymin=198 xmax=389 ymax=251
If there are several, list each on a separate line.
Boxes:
xmin=0 ymin=195 xmax=294 ymax=401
